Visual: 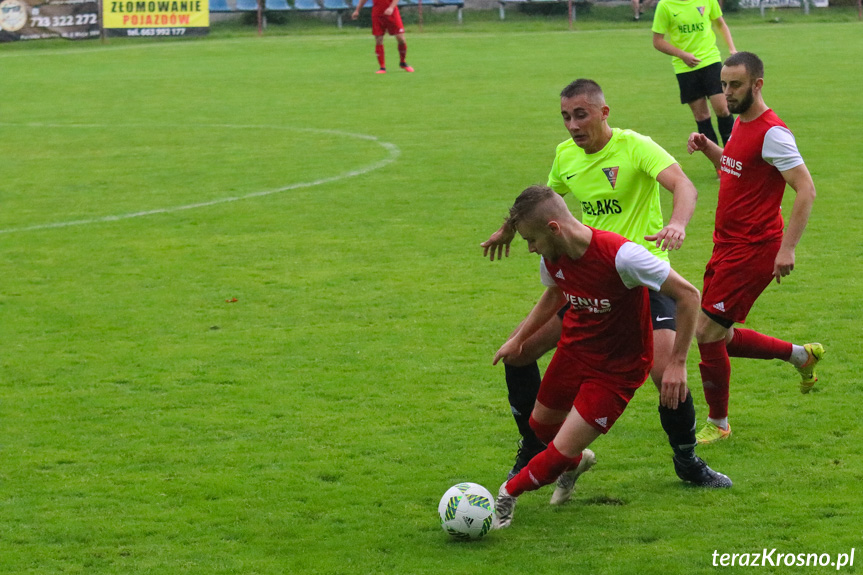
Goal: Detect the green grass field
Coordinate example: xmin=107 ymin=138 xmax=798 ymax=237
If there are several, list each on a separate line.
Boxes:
xmin=2 ymin=15 xmax=862 ymax=575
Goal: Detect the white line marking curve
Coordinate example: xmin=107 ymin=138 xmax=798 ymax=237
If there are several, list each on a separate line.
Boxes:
xmin=0 ymin=123 xmax=400 ymax=234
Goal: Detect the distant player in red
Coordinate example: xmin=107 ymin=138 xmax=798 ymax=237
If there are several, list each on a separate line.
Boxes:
xmin=351 ymin=0 xmax=414 ymax=74
xmin=687 ymin=51 xmax=823 ymax=444
xmin=492 ymin=185 xmax=724 ymax=529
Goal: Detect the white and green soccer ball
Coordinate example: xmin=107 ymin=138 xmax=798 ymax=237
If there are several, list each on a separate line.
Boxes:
xmin=438 ymin=482 xmax=495 ymax=539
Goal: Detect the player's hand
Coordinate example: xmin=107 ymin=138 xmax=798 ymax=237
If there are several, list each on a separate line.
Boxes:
xmin=351 ymin=8 xmax=359 ymax=18
xmin=681 ymin=53 xmax=701 ymax=68
xmin=687 ymin=132 xmax=710 ymax=154
xmin=659 ymin=363 xmax=689 ymax=409
xmin=773 ymin=246 xmax=795 ymax=283
xmin=481 ymin=226 xmax=516 ymax=261
xmin=493 ymin=338 xmax=523 ymax=366
xmin=384 ymin=6 xmax=394 ymax=14
xmin=645 ymin=222 xmax=686 ymax=251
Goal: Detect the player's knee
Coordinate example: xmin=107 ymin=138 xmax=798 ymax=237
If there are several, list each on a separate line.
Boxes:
xmin=529 ymin=414 xmax=561 ymax=445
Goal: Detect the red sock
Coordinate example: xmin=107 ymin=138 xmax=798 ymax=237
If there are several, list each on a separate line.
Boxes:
xmin=375 ymin=45 xmax=385 ymax=68
xmin=698 ymin=340 xmax=731 ymax=421
xmin=398 ymin=42 xmax=407 ymax=64
xmin=726 ymin=328 xmax=792 ymax=361
xmin=505 ymin=441 xmax=582 ymax=497
xmin=529 ymin=414 xmax=562 ymax=445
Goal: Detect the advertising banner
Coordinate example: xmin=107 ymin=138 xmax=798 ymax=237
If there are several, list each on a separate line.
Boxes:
xmin=0 ymin=0 xmax=99 ymax=42
xmin=102 ymin=0 xmax=208 ymax=37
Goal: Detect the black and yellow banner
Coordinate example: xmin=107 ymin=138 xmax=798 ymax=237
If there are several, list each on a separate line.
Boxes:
xmin=0 ymin=0 xmax=99 ymax=42
xmin=102 ymin=0 xmax=208 ymax=37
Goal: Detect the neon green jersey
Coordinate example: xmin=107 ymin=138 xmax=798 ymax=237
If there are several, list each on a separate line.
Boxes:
xmin=652 ymin=0 xmax=723 ymax=74
xmin=547 ymin=128 xmax=677 ymax=262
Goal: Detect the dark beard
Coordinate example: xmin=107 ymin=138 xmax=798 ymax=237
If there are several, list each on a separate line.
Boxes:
xmin=728 ymin=89 xmax=754 ymax=114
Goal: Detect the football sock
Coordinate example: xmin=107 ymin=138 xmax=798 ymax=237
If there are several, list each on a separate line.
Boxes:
xmin=726 ymin=327 xmax=793 ymax=361
xmin=708 ymin=416 xmax=729 ymax=429
xmin=505 ymin=441 xmax=581 ymax=497
xmin=529 ymin=414 xmax=561 ymax=445
xmin=398 ymin=42 xmax=407 ymax=64
xmin=717 ymin=114 xmax=734 ymax=145
xmin=789 ymin=345 xmax=810 ymax=368
xmin=658 ymin=392 xmax=698 ymax=462
xmin=696 ymin=118 xmax=719 ymax=145
xmin=375 ymin=45 xmax=385 ymax=69
xmin=505 ymin=363 xmax=543 ymax=448
xmin=698 ymin=340 xmax=731 ymax=421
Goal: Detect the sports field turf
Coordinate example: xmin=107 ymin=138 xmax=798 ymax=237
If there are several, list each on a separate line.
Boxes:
xmin=2 ymin=15 xmax=862 ymax=574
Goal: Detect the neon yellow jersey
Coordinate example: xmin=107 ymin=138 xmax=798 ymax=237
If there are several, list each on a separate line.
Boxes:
xmin=547 ymin=128 xmax=676 ymax=262
xmin=652 ymin=0 xmax=723 ymax=74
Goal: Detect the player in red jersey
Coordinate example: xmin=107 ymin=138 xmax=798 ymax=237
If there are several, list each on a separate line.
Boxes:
xmin=687 ymin=51 xmax=823 ymax=444
xmin=351 ymin=0 xmax=414 ymax=74
xmin=492 ymin=185 xmax=729 ymax=529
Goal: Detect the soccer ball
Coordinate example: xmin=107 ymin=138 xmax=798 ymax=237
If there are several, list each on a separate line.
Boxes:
xmin=438 ymin=482 xmax=495 ymax=539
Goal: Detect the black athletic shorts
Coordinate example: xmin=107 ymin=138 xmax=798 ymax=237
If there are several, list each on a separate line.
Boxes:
xmin=556 ymin=291 xmax=676 ymax=331
xmin=649 ymin=290 xmax=677 ymax=331
xmin=676 ymin=61 xmax=723 ymax=104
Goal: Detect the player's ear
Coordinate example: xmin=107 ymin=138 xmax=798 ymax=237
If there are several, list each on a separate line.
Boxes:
xmin=547 ymin=221 xmax=562 ymax=235
xmin=601 ymin=105 xmax=610 ymax=121
xmin=753 ymin=77 xmax=764 ymax=93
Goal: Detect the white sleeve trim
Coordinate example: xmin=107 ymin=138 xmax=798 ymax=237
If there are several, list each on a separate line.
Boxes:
xmin=540 ymin=257 xmax=556 ymax=287
xmin=615 ymin=242 xmax=671 ymax=291
xmin=762 ymin=126 xmax=804 ymax=172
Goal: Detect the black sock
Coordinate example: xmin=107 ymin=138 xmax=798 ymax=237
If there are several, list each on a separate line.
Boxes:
xmin=696 ymin=118 xmax=718 ymax=145
xmin=717 ymin=114 xmax=734 ymax=145
xmin=504 ymin=362 xmax=543 ymax=447
xmin=658 ymin=392 xmax=697 ymax=462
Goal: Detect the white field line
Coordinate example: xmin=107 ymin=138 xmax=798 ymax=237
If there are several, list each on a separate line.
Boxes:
xmin=0 ymin=123 xmax=400 ymax=234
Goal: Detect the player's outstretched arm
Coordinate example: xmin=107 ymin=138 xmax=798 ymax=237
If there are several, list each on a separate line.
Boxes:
xmin=493 ymin=287 xmax=565 ymax=365
xmin=481 ymin=223 xmax=516 ymax=261
xmin=657 ymin=269 xmax=701 ymax=409
xmin=713 ymin=17 xmax=737 ymax=54
xmin=647 ymin=164 xmax=698 ymax=251
xmin=773 ymin=164 xmax=816 ymax=283
xmin=687 ymin=132 xmax=723 ymax=168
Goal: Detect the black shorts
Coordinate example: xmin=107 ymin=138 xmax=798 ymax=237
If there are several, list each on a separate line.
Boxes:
xmin=676 ymin=61 xmax=723 ymax=104
xmin=649 ymin=290 xmax=677 ymax=331
xmin=557 ymin=292 xmax=676 ymax=331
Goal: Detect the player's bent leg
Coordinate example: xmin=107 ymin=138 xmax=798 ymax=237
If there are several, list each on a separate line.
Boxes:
xmin=498 ymin=409 xmax=597 ymax=527
xmin=503 ymin=315 xmax=562 ymax=478
xmin=547 ymin=408 xmax=600 ymax=505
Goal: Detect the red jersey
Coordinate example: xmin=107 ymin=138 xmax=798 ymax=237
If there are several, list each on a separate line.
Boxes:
xmin=715 ymin=109 xmax=793 ymax=245
xmin=541 ymin=229 xmax=661 ymax=379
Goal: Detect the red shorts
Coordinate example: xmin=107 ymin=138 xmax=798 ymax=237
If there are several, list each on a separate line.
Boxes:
xmin=371 ymin=7 xmax=404 ymax=36
xmin=536 ymin=350 xmax=647 ymax=434
xmin=701 ymin=240 xmax=780 ymax=324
